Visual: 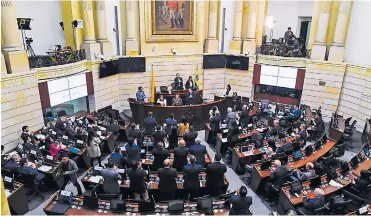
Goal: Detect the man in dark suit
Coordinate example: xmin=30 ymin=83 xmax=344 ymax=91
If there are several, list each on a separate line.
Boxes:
xmin=21 ymin=125 xmax=32 ymax=143
xmin=158 ymin=159 xmax=178 ymax=201
xmin=5 ymin=154 xmax=21 ymax=172
xmin=174 ymin=73 xmax=184 ymax=90
xmin=239 ymin=105 xmax=251 ymax=127
xmin=128 ymin=161 xmax=149 ymax=201
xmin=65 ymin=121 xmax=77 ymax=138
xmin=265 ymin=160 xmax=289 ymax=202
xmin=206 ymin=154 xmax=227 ymax=196
xmin=184 ymin=126 xmax=198 ymax=148
xmin=299 ymin=124 xmax=308 ymax=148
xmin=144 ymin=112 xmax=157 ymax=135
xmin=19 ymin=158 xmax=45 ymax=180
xmin=209 ymin=110 xmax=221 ymax=145
xmin=296 ymin=188 xmax=326 ymax=215
xmin=128 ymin=123 xmax=143 ymax=147
xmin=266 ymin=120 xmax=282 ymax=138
xmin=125 ymin=138 xmax=141 ymax=168
xmin=173 ymin=139 xmax=189 ymax=171
xmin=152 ymin=142 xmax=170 ymax=170
xmin=190 ymin=139 xmax=207 ymax=167
xmin=55 ymin=116 xmax=67 ymax=136
xmin=183 ymin=155 xmax=202 ymax=200
xmin=229 ymin=186 xmax=253 ymax=215
xmin=187 ymin=89 xmax=196 ymax=105
xmin=23 ymin=136 xmax=39 ymax=153
xmin=165 ymin=113 xmax=177 ymax=135
xmin=152 ymin=125 xmax=166 ymax=145
xmin=100 ymin=161 xmax=121 ymax=194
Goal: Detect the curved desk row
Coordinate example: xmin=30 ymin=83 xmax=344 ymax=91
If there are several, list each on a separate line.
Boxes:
xmin=128 ymin=96 xmax=234 ymax=130
xmin=154 ymin=90 xmax=203 ymax=104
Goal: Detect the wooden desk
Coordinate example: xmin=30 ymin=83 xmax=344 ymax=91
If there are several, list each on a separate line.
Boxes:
xmin=277 ymin=158 xmax=371 ymax=214
xmin=37 ymin=161 xmax=63 ymax=181
xmin=250 ymin=139 xmax=336 ymax=192
xmin=6 ymin=182 xmax=29 ymax=215
xmin=64 ymin=147 xmax=91 ymax=168
xmin=142 ymin=152 xmax=212 ymax=166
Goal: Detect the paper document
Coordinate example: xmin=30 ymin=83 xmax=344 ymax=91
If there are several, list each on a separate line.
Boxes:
xmin=90 ymin=176 xmax=103 ymax=183
xmin=329 ymin=180 xmax=342 ymax=188
xmin=221 ymin=124 xmax=227 ymax=129
xmin=100 ymin=136 xmax=106 ymax=140
xmin=222 ymin=138 xmax=228 ymax=143
xmin=223 ymin=129 xmax=229 ymax=133
xmin=5 ymin=189 xmax=11 ymax=198
xmin=38 ymin=165 xmax=52 ymax=172
xmin=117 ymin=169 xmax=125 ymax=174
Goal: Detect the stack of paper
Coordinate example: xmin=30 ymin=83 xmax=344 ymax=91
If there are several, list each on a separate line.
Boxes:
xmin=90 ymin=176 xmax=103 ymax=183
xmin=329 ymin=180 xmax=342 ymax=188
xmin=222 ymin=138 xmax=228 ymax=143
xmin=38 ymin=165 xmax=52 ymax=172
xmin=5 ymin=189 xmax=11 ymax=198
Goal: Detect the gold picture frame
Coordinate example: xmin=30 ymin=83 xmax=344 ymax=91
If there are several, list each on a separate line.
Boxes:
xmin=145 ymin=0 xmax=199 ymax=42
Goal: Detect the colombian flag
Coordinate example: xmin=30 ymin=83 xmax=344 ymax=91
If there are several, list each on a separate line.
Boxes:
xmin=195 ymin=65 xmax=200 ymax=90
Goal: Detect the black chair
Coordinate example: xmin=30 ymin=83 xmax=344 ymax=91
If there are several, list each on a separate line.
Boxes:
xmin=344 ymin=117 xmax=352 ymax=127
xmin=297 ymin=202 xmax=330 ymax=215
xmin=160 ymin=86 xmax=169 ymax=93
xmin=171 ymin=83 xmax=176 ymax=90
xmin=345 ymin=120 xmax=357 ymax=134
xmin=328 ymin=197 xmax=352 ymax=215
xmin=343 ymin=189 xmax=365 ymax=206
xmin=18 ymin=172 xmax=44 ymax=201
xmin=334 ymin=143 xmax=345 ymax=158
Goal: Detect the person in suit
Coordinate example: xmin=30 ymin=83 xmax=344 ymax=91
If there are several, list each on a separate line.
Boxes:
xmin=19 ymin=158 xmax=45 ymax=180
xmin=144 ymin=112 xmax=157 ymax=135
xmin=276 ymin=138 xmax=293 ymax=154
xmin=313 ymin=113 xmax=325 ymax=137
xmin=61 ymin=154 xmax=83 ymax=196
xmin=209 ymin=110 xmax=221 ymax=145
xmin=173 ymin=139 xmax=189 ymax=171
xmin=128 ymin=161 xmax=149 ymax=201
xmin=174 ymin=73 xmax=184 ymax=90
xmin=165 ymin=113 xmax=177 ymax=135
xmin=23 ymin=136 xmax=38 ymax=152
xmin=21 ymin=125 xmax=32 ymax=143
xmin=65 ymin=121 xmax=77 ymax=138
xmin=136 ymin=86 xmax=146 ymax=102
xmin=265 ymin=160 xmax=289 ymax=202
xmin=5 ymin=154 xmax=21 ymax=172
xmin=206 ymin=154 xmax=227 ymax=196
xmin=229 ymin=186 xmax=253 ymax=215
xmin=222 ymin=120 xmax=239 ymax=154
xmin=239 ymin=105 xmax=251 ymax=128
xmin=100 ymin=161 xmax=121 ymax=194
xmin=178 ymin=117 xmax=190 ymax=137
xmin=55 ymin=116 xmax=67 ymax=136
xmin=75 ymin=128 xmax=86 ymax=142
xmin=124 ymin=137 xmax=141 ymax=168
xmin=87 ymin=130 xmax=103 ymax=167
xmin=289 ymin=105 xmax=301 ymax=120
xmin=183 ymin=155 xmax=202 ymax=200
xmin=168 ymin=126 xmax=179 ymax=150
xmin=290 ymin=162 xmax=315 ymax=182
xmin=128 ymin=123 xmax=143 ymax=147
xmin=299 ymin=124 xmax=308 ymax=148
xmin=110 ymin=147 xmax=125 ymax=168
xmin=354 ymin=170 xmax=371 ymax=192
xmin=266 ymin=120 xmax=282 ymax=138
xmin=185 ymin=76 xmax=194 ymax=90
xmin=158 ymin=159 xmax=178 ymax=201
xmin=172 ymin=94 xmax=183 ymax=106
xmin=187 ymin=89 xmax=196 ymax=105
xmin=226 ymin=107 xmax=237 ymax=129
xmin=190 ymin=138 xmax=207 ymax=167
xmin=152 ymin=142 xmax=170 ymax=170
xmin=184 ymin=126 xmax=198 ymax=148
xmin=223 ymin=84 xmax=233 ymax=97
xmin=296 ymin=188 xmax=326 ymax=215
xmin=152 ymin=125 xmax=167 ymax=145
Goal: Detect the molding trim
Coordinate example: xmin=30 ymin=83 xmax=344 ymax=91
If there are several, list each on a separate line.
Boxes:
xmin=36 ymin=60 xmax=88 ymax=80
xmin=257 ymin=55 xmax=307 ymax=68
xmin=306 ymin=60 xmax=346 ymax=72
xmin=345 ymin=63 xmax=371 ymax=77
xmin=1 ymin=73 xmax=36 ymax=89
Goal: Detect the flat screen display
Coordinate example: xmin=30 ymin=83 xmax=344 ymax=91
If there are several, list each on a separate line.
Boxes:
xmin=277 ymin=77 xmax=296 ymax=88
xmin=226 ymin=55 xmax=249 ymax=70
xmin=117 ymin=57 xmax=146 ymax=72
xmin=260 ymin=75 xmax=278 ymax=86
xmin=99 ymin=60 xmax=119 ymax=78
xmin=203 ymin=54 xmax=226 ymax=69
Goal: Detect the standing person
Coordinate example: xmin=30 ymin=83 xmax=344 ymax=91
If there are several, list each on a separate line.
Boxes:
xmin=224 ymin=120 xmax=239 ymax=154
xmin=165 ymin=113 xmax=177 ymax=135
xmin=187 ymin=89 xmax=196 ymax=105
xmin=190 ymin=138 xmax=207 ymax=167
xmin=136 ymin=86 xmax=146 ymax=102
xmin=55 ymin=116 xmax=67 ymax=136
xmin=124 ymin=137 xmax=141 ymax=168
xmin=152 ymin=142 xmax=170 ymax=170
xmin=128 ymin=123 xmax=143 ymax=147
xmin=174 ymin=73 xmax=183 ymax=90
xmin=173 ymin=139 xmax=189 ymax=171
xmin=223 ymin=84 xmax=233 ymax=97
xmin=209 ymin=110 xmax=221 ymax=145
xmin=100 ymin=161 xmax=121 ymax=195
xmin=168 ymin=126 xmax=179 ymax=150
xmin=229 ymin=186 xmax=253 ymax=215
xmin=183 ymin=155 xmax=202 ymax=200
xmin=128 ymin=161 xmax=149 ymax=201
xmin=177 ymin=0 xmax=185 ymax=28
xmin=144 ymin=111 xmax=157 ymax=135
xmin=226 ymin=107 xmax=237 ymax=129
xmin=184 ymin=126 xmax=198 ymax=148
xmin=206 ymin=154 xmax=227 ymax=196
xmin=265 ymin=160 xmax=289 ymax=202
xmin=185 ymin=76 xmax=194 ymax=90
xmin=168 ymin=0 xmax=178 ymax=29
xmin=61 ymin=154 xmax=83 ymax=196
xmin=152 ymin=125 xmax=167 ymax=145
xmin=284 ymin=27 xmax=293 ymax=44
xmin=158 ymin=159 xmax=178 ymax=201
xmin=21 ymin=125 xmax=32 ymax=142
xmin=87 ymin=131 xmax=103 ymax=167
xmin=178 ymin=117 xmax=190 ymax=137
xmin=239 ymin=105 xmax=251 ymax=128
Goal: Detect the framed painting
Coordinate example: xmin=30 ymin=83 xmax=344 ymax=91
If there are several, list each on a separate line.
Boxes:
xmin=145 ymin=0 xmax=199 ymax=42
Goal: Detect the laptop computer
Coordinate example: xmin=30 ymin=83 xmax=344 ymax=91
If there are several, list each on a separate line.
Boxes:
xmin=49 ymin=203 xmax=70 ymax=215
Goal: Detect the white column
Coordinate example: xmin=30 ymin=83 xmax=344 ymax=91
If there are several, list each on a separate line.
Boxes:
xmin=205 ymin=0 xmax=219 ymax=53
xmin=95 ymin=0 xmax=113 ymax=56
xmin=81 ymin=0 xmax=100 ymax=60
xmin=125 ymin=0 xmax=139 ymax=55
xmin=311 ymin=1 xmax=331 ymax=60
xmin=229 ymin=0 xmax=244 ymax=54
xmin=243 ymin=0 xmax=258 ymax=54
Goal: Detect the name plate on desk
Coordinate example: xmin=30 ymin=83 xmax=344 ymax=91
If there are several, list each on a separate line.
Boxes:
xmin=52 ymin=131 xmax=57 ymax=135
xmin=94 ymin=167 xmax=103 ymax=171
xmin=30 ymin=150 xmax=37 ymax=155
xmin=60 ymin=190 xmax=72 ymax=197
xmin=77 ymin=140 xmax=83 ymax=144
xmin=79 ymin=120 xmax=83 ymax=124
xmin=46 ymin=155 xmax=53 ymax=160
xmin=62 ymin=135 xmax=68 ymax=140
xmin=88 ymin=124 xmax=92 ymax=128
xmin=17 ymin=144 xmax=23 ymax=149
xmin=117 ymin=169 xmax=125 ymax=174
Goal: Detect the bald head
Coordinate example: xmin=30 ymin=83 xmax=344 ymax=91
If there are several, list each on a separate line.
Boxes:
xmin=178 ymin=139 xmax=185 ymax=146
xmin=306 ymin=162 xmax=314 ymax=170
xmin=274 ymin=160 xmax=281 ymax=167
xmin=164 ymin=159 xmax=171 ymax=167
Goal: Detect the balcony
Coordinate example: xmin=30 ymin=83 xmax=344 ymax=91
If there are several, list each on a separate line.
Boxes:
xmin=28 ymin=49 xmax=86 ymax=69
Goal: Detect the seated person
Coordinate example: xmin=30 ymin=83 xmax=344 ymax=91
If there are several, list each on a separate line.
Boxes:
xmin=172 ymin=94 xmax=183 ymax=106
xmin=290 ymin=162 xmax=315 ymax=182
xmin=263 ymin=147 xmax=275 ymax=160
xmin=353 ymin=170 xmax=371 ymax=195
xmin=50 ymin=140 xmax=64 ymax=160
xmin=110 ymin=147 xmax=125 ymax=167
xmin=289 ymin=105 xmax=301 ymax=120
xmin=65 ymin=121 xmax=77 ymax=138
xmin=296 ymin=188 xmax=325 ymax=215
xmin=190 ymin=139 xmax=207 ymax=167
xmin=101 ymin=161 xmax=121 ymax=194
xmin=229 ymin=186 xmax=253 ymax=215
xmin=276 ymin=138 xmax=293 ymax=153
xmin=19 ymin=158 xmax=45 ymax=180
xmin=254 ymin=140 xmax=264 ymax=149
xmin=152 ymin=125 xmax=166 ymax=145
xmin=265 ymin=160 xmax=289 ymax=202
xmin=23 ymin=136 xmax=38 ymax=152
xmin=157 ymin=95 xmax=167 ymax=106
xmin=75 ymin=127 xmax=86 ymax=142
xmin=5 ymin=154 xmax=21 ymax=172
xmin=266 ymin=120 xmax=282 ymax=138
xmin=124 ymin=138 xmax=141 ymax=167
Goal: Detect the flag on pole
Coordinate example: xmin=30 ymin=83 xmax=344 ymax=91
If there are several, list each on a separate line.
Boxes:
xmin=195 ymin=65 xmax=200 ymax=90
xmin=151 ymin=65 xmax=155 ymax=103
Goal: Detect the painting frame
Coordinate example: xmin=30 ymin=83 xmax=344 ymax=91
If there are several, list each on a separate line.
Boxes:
xmin=145 ymin=0 xmax=199 ymax=42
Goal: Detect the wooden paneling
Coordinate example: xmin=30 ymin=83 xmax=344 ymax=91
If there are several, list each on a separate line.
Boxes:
xmin=86 ymin=71 xmax=94 ymax=95
xmin=38 ymin=82 xmax=50 ymax=110
xmin=253 ymin=64 xmax=261 ymax=84
xmin=296 ymin=69 xmax=306 ymax=90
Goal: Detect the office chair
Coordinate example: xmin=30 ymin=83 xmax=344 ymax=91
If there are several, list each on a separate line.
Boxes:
xmin=334 ymin=143 xmax=345 ymax=158
xmin=97 ymin=193 xmax=122 ymax=201
xmin=344 ymin=120 xmax=357 ymax=149
xmin=328 ymin=197 xmax=352 ymax=215
xmin=297 ymin=202 xmax=329 ymax=215
xmin=2 ymin=168 xmax=15 ymax=179
xmin=345 ymin=120 xmax=357 ymax=134
xmin=160 ymin=86 xmax=168 ymax=93
xmin=350 ymin=183 xmax=371 ymax=199
xmin=171 ymin=83 xmax=175 ymax=90
xmin=18 ymin=172 xmax=45 ymax=201
xmin=344 ymin=117 xmax=352 ymax=127
xmin=342 ymin=189 xmax=366 ymax=206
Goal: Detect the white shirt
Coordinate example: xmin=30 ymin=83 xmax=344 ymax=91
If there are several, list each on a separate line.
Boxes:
xmin=157 ymin=98 xmax=167 ymax=106
xmin=223 ymin=88 xmax=233 ymax=97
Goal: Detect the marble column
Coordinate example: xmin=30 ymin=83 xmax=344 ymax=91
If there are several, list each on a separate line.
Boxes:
xmin=1 ymin=0 xmax=29 ymax=73
xmin=81 ymin=0 xmax=100 ymax=60
xmin=311 ymin=1 xmax=331 ymax=60
xmin=205 ymin=0 xmax=219 ymax=53
xmin=125 ymin=0 xmax=139 ymax=56
xmin=243 ymin=0 xmax=258 ymax=55
xmin=255 ymin=0 xmax=267 ymax=50
xmin=229 ymin=0 xmax=244 ymax=54
xmin=96 ymin=0 xmax=113 ymax=57
xmin=328 ymin=0 xmax=353 ymax=62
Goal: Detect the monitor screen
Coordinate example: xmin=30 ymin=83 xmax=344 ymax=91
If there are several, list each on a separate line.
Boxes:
xmin=117 ymin=57 xmax=146 ymax=73
xmin=351 ymin=156 xmax=359 ymax=167
xmin=203 ymin=54 xmax=226 ymax=69
xmin=197 ymin=198 xmax=213 ymax=211
xmin=310 ymin=176 xmax=321 ymax=188
xmin=305 ymin=145 xmax=314 ymax=156
xmin=83 ymin=196 xmax=98 ymax=209
xmin=225 ymin=55 xmax=249 ymax=70
xmin=168 ymin=200 xmax=184 ymax=213
xmin=99 ymin=60 xmax=119 ymax=78
xmin=341 ymin=163 xmax=350 ymax=175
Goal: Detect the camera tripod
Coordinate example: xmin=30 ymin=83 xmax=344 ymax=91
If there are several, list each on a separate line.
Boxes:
xmin=25 ymin=39 xmax=36 ymax=57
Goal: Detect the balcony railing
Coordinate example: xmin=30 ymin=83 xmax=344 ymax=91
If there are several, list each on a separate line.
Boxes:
xmin=259 ymin=43 xmax=308 ymax=58
xmin=28 ymin=49 xmax=86 ymax=69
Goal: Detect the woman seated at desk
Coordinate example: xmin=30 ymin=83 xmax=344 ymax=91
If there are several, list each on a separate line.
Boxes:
xmin=157 ymin=95 xmax=167 ymax=106
xmin=172 ymin=94 xmax=183 ymax=106
xmin=185 ymin=76 xmax=194 ymax=90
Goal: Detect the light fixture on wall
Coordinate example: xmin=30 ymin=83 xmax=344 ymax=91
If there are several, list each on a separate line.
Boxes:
xmin=171 ymin=47 xmax=176 ymax=55
xmin=265 ymin=16 xmax=276 ymax=42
